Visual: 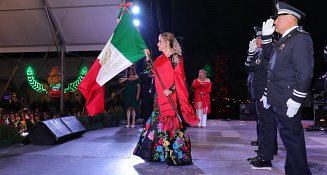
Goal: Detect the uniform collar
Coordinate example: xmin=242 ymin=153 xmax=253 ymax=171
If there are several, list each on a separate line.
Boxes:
xmin=282 ymin=26 xmax=298 ymax=38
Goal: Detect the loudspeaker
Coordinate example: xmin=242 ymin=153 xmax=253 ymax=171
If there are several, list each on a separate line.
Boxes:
xmin=60 ymin=116 xmax=86 ymax=137
xmin=28 ymin=116 xmax=86 ymax=145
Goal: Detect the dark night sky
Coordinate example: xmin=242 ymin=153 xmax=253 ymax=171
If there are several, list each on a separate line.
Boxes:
xmin=137 ymin=0 xmax=327 ymax=98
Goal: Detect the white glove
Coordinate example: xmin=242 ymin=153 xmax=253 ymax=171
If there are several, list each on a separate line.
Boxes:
xmin=286 ymin=98 xmax=301 ymax=118
xmin=260 ymin=95 xmax=271 ymax=109
xmin=248 ymin=38 xmax=257 ymax=53
xmin=262 ymin=19 xmax=275 ymax=36
xmin=246 ymin=56 xmax=251 ymax=62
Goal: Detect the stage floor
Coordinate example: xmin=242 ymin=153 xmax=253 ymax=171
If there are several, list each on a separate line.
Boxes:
xmin=0 ymin=120 xmax=327 ymax=175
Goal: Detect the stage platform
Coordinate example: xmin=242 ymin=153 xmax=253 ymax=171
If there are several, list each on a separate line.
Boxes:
xmin=1 ymin=120 xmax=327 ymax=175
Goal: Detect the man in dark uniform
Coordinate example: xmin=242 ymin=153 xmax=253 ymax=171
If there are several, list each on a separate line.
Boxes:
xmin=245 ymin=27 xmax=278 ymax=169
xmin=260 ymin=2 xmax=313 ymax=175
xmin=139 ymin=61 xmax=155 ymax=127
xmin=244 ymin=28 xmax=260 ymax=147
xmin=245 ymin=27 xmax=264 ymax=147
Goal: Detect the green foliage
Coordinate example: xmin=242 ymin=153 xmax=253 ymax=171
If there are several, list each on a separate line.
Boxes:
xmin=112 ymin=107 xmax=123 ymax=122
xmin=0 ymin=124 xmax=23 ymax=145
xmin=93 ymin=114 xmax=104 ymax=129
xmin=78 ymin=116 xmax=92 ymax=130
xmin=77 ymin=109 xmax=123 ymax=130
xmin=102 ymin=115 xmax=113 ymax=128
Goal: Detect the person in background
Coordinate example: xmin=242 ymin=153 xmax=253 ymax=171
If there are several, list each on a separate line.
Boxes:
xmin=245 ymin=39 xmax=257 ymax=145
xmin=192 ymin=69 xmax=212 ymax=128
xmin=139 ymin=61 xmax=155 ymax=128
xmin=41 ymin=112 xmax=50 ymax=121
xmin=134 ymin=32 xmax=199 ymax=166
xmin=245 ymin=26 xmax=278 ymax=169
xmin=119 ymin=66 xmax=141 ymax=128
xmin=0 ymin=108 xmax=4 ymax=124
xmin=259 ymin=2 xmax=313 ymax=174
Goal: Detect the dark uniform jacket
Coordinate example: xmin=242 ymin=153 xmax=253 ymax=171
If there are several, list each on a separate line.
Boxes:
xmin=261 ymin=27 xmax=314 ymax=107
xmin=245 ymin=48 xmax=269 ymax=101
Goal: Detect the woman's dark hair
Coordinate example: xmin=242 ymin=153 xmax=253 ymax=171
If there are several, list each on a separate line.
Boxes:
xmin=127 ymin=66 xmax=136 ymax=77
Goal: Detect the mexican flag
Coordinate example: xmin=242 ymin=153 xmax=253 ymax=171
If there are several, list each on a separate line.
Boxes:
xmin=78 ymin=8 xmax=147 ymax=116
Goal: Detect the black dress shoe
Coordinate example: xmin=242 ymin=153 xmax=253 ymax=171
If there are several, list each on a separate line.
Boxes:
xmin=246 ymin=156 xmax=258 ymax=162
xmin=250 ymin=159 xmax=272 ymax=170
xmin=250 ymin=140 xmax=259 ymax=146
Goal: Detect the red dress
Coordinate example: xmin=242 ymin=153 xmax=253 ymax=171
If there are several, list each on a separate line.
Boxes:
xmin=192 ymin=79 xmax=212 ymax=114
xmin=134 ymin=53 xmax=199 ymax=165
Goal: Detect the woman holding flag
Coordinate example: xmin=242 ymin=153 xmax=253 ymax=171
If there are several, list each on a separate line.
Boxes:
xmin=134 ymin=32 xmax=199 ymax=166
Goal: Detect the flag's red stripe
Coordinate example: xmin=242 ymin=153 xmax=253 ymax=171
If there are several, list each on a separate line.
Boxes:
xmin=78 ymin=59 xmax=104 ymax=116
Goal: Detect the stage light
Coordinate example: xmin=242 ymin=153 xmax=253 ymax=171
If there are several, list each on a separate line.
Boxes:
xmin=132 ymin=6 xmax=140 ymax=14
xmin=133 ymin=19 xmax=140 ymax=26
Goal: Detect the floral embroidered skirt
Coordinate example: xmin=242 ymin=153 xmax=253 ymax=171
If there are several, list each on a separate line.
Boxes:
xmin=133 ymin=108 xmax=193 ymax=166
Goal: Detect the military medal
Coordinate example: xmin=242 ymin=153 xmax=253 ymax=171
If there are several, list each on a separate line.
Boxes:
xmin=279 ymin=43 xmax=285 ymax=50
xmin=255 ymin=58 xmax=261 ymax=65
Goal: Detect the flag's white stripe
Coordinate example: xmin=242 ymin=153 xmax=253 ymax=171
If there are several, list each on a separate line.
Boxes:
xmin=96 ymin=40 xmax=132 ymax=86
xmin=98 ymin=35 xmax=113 ymax=59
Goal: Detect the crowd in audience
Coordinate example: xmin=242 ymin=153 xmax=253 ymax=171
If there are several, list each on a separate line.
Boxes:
xmin=0 ymin=107 xmax=55 ymax=134
xmin=0 ymin=104 xmax=123 ymax=136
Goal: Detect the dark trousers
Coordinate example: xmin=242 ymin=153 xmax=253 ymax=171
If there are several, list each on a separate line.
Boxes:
xmin=272 ymin=106 xmax=311 ymax=175
xmin=256 ymin=101 xmax=278 ymax=161
xmin=252 ymin=100 xmax=260 ymax=140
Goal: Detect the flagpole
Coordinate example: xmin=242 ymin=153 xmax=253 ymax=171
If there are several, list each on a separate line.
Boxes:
xmin=147 ymin=55 xmax=182 ymax=123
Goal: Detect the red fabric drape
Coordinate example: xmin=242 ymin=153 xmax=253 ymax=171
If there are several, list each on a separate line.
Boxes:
xmin=154 ymin=54 xmax=199 ymax=130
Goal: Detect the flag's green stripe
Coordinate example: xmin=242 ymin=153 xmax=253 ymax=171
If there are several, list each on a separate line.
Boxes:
xmin=111 ymin=11 xmax=147 ymax=63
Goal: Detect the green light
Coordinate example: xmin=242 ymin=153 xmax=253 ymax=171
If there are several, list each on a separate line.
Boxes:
xmin=204 ymin=64 xmax=213 ymax=79
xmin=64 ymin=66 xmax=88 ymax=93
xmin=26 ymin=66 xmax=88 ymax=94
xmin=50 ymin=83 xmax=61 ymax=89
xmin=26 ymin=66 xmax=48 ymax=94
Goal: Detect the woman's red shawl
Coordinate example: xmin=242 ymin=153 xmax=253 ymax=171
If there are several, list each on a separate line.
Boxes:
xmin=153 ymin=54 xmax=199 ymax=130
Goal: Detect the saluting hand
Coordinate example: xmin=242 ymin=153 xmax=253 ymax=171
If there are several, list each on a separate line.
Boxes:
xmin=262 ymin=19 xmax=275 ymax=36
xmin=248 ymin=38 xmax=257 ymax=53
